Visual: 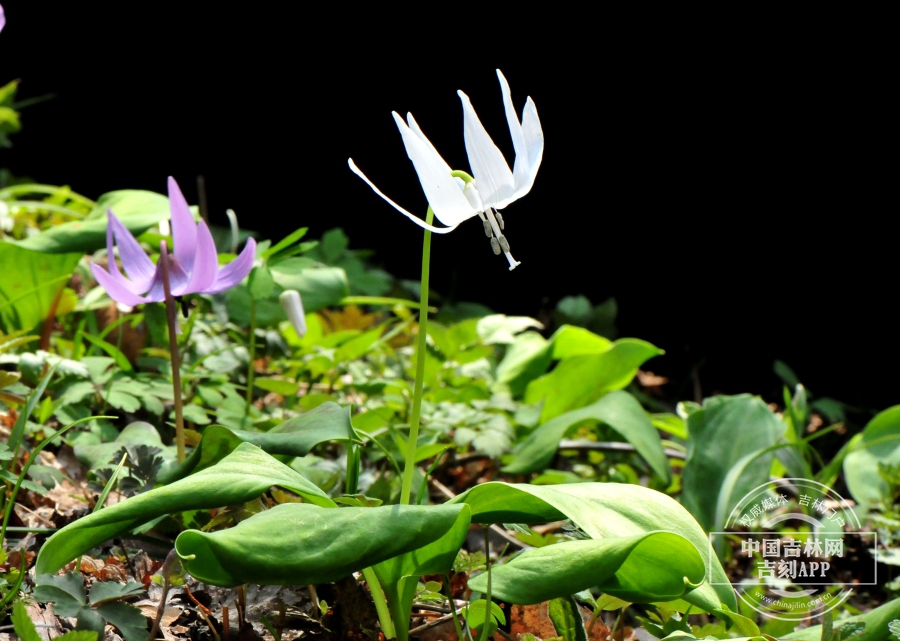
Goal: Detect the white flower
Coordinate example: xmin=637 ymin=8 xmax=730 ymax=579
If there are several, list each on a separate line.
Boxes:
xmin=348 ymin=69 xmax=543 ymax=270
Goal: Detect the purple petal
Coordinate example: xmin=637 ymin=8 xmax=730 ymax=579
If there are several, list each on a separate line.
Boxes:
xmin=0 ymin=5 xmax=5 ymax=33
xmin=180 ymin=220 xmax=218 ymax=295
xmin=146 ymin=255 xmax=192 ymax=300
xmin=206 ymin=237 xmax=257 ymax=294
xmin=108 ymin=211 xmax=156 ymax=292
xmin=168 ymin=176 xmax=197 ymax=273
xmin=91 ymin=263 xmax=153 ymax=307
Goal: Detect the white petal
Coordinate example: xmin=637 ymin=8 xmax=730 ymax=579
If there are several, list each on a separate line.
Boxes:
xmin=457 ymin=90 xmax=515 ymax=209
xmin=512 ymin=96 xmax=544 ymax=200
xmin=348 ymin=159 xmax=461 ymax=234
xmin=391 ymin=112 xmax=479 ymax=227
xmin=498 ymin=69 xmax=541 ymax=202
xmin=406 ymin=113 xmax=452 ymax=175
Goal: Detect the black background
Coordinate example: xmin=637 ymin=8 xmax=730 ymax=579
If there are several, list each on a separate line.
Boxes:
xmin=1 ymin=5 xmax=893 ymax=412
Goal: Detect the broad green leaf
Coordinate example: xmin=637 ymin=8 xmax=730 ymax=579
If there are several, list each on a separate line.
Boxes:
xmin=525 ymin=338 xmax=663 ymax=421
xmin=551 ymin=325 xmax=612 ymax=359
xmin=681 ymin=395 xmax=786 ymax=532
xmin=494 ymin=331 xmax=554 ymax=397
xmin=450 ymin=481 xmax=736 ymax=612
xmin=175 ymin=502 xmax=468 ymax=586
xmin=35 ymin=443 xmax=335 ymax=576
xmin=783 ymin=595 xmax=900 ymax=641
xmin=13 ymin=190 xmax=170 ymax=253
xmin=504 ymin=390 xmax=670 ymax=482
xmin=843 ymin=405 xmax=900 ymax=509
xmin=0 ymin=242 xmax=81 ymax=332
xmin=270 ymin=265 xmax=349 ymax=312
xmin=158 ymin=401 xmax=355 ymax=482
xmin=469 ymin=532 xmax=704 ymax=605
xmin=12 ymin=602 xmax=99 ymax=641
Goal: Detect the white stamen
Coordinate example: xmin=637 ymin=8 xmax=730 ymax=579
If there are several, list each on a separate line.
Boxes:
xmin=485 ymin=208 xmax=520 ymax=270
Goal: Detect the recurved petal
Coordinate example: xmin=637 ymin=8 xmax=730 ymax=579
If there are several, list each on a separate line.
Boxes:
xmin=91 ymin=263 xmax=154 ymax=307
xmin=108 ymin=211 xmax=156 ymax=293
xmin=497 ymin=70 xmax=532 ymax=198
xmin=206 ymin=237 xmax=257 ymax=294
xmin=392 ymin=112 xmax=480 ymax=227
xmin=511 ymin=96 xmax=544 ymax=200
xmin=181 ymin=220 xmax=219 ymax=295
xmin=347 ymin=159 xmax=461 ymax=234
xmin=457 ymin=90 xmax=515 ymax=210
xmin=167 ymin=176 xmax=197 ymax=273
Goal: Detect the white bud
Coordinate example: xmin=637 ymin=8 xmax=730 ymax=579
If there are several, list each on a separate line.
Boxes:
xmin=279 ymin=290 xmax=307 ymax=337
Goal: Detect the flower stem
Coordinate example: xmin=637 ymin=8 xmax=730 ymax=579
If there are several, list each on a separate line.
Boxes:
xmin=159 ymin=242 xmax=186 ymax=463
xmin=399 ymin=206 xmax=434 ymax=506
xmin=245 ymin=299 xmax=257 ymax=415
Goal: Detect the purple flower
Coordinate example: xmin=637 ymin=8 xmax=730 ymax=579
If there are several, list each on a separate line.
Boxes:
xmin=0 ymin=5 xmax=6 ymax=33
xmin=91 ymin=177 xmax=256 ymax=306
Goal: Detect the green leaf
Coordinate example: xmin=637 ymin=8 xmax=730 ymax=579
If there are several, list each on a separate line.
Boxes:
xmin=80 ymin=333 xmax=133 ymax=371
xmin=270 ymin=265 xmax=349 ymax=312
xmin=33 ymin=573 xmax=87 ymax=616
xmin=681 ymin=395 xmax=786 ymax=532
xmin=783 ymin=595 xmax=900 ymax=641
xmin=494 ymin=331 xmax=554 ymax=397
xmin=94 ymin=601 xmax=149 ymax=641
xmin=254 ymin=377 xmax=301 ymax=396
xmin=843 ymin=405 xmax=900 ymax=509
xmin=248 ymin=266 xmax=275 ymax=300
xmin=174 ymin=502 xmax=468 ymax=587
xmin=35 ymin=443 xmax=335 ymax=576
xmin=503 ymin=390 xmax=670 ymax=482
xmin=8 ymin=362 xmax=59 ymax=460
xmin=476 ymin=314 xmax=544 ymax=344
xmin=158 ymin=401 xmax=355 ymax=482
xmin=12 ymin=190 xmax=171 ymax=253
xmin=712 ymin=607 xmax=761 ymax=637
xmin=525 ymin=338 xmax=663 ymax=421
xmin=74 ymin=422 xmax=176 ymax=471
xmin=450 ymin=481 xmax=735 ymax=612
xmin=469 ymin=532 xmax=704 ymax=605
xmin=548 ymin=596 xmax=588 ymax=641
xmin=11 ymin=601 xmax=45 ymax=641
xmin=0 ymin=242 xmax=80 ymax=332
xmin=262 ymin=226 xmax=308 ymax=260
xmin=88 ymin=579 xmax=144 ymax=605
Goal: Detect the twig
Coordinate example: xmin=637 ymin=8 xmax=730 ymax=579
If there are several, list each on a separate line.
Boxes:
xmin=185 ymin=584 xmax=222 ymax=641
xmin=149 ymin=549 xmax=177 ymax=641
xmin=408 ymin=613 xmax=454 ymax=636
xmin=557 ymin=439 xmax=687 ymax=460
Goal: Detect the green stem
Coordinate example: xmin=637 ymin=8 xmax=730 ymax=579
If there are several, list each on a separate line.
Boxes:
xmin=444 ymin=574 xmax=465 ymax=641
xmin=400 ymin=206 xmax=434 ymax=506
xmin=362 ymin=567 xmax=396 ymax=640
xmin=159 ymin=242 xmax=186 ymax=463
xmin=246 ymin=299 xmax=257 ymax=415
xmin=478 ymin=527 xmax=492 ymax=641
